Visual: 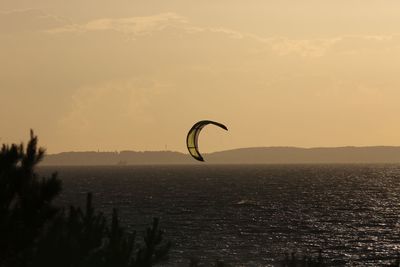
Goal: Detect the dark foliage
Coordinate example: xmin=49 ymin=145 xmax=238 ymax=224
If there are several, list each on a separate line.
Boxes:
xmin=390 ymin=256 xmax=400 ymax=267
xmin=188 ymin=250 xmax=326 ymax=267
xmin=0 ymin=131 xmax=170 ymax=267
xmin=189 ymin=258 xmax=230 ymax=267
xmin=280 ymin=250 xmax=326 ymax=267
xmin=34 ymin=194 xmax=170 ymax=267
xmin=0 ymin=130 xmax=61 ymax=267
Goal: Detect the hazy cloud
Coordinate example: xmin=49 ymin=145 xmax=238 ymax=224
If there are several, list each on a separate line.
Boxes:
xmin=60 ymin=80 xmax=165 ymax=131
xmin=43 ymin=13 xmax=400 ymax=58
xmin=57 ymin=79 xmax=175 ymax=151
xmin=47 ymin=12 xmax=187 ymax=36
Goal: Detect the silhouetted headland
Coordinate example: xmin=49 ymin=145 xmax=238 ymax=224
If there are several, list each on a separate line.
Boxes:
xmin=41 ymin=146 xmax=400 ymax=165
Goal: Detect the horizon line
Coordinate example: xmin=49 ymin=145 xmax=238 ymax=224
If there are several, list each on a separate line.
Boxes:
xmin=46 ymin=145 xmax=400 ymax=155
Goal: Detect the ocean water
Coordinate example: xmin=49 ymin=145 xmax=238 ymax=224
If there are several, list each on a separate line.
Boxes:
xmin=38 ymin=164 xmax=400 ymax=266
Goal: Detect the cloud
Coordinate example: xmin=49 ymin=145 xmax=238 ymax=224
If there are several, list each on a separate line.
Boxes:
xmin=60 ymin=80 xmax=164 ymax=130
xmin=185 ymin=26 xmax=245 ymax=39
xmin=47 ymin=12 xmax=187 ymax=37
xmin=2 ymin=8 xmax=400 ymax=59
xmin=328 ymin=34 xmax=400 ymax=55
xmin=43 ymin=12 xmax=400 ymax=58
xmin=56 ymin=79 xmax=175 ymax=150
xmin=0 ymin=8 xmax=70 ymax=34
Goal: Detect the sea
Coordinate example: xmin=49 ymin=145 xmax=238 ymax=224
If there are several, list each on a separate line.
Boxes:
xmin=38 ymin=164 xmax=400 ymax=266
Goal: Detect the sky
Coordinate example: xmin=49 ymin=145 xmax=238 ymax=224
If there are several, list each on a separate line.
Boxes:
xmin=1 ymin=1 xmax=400 ymax=153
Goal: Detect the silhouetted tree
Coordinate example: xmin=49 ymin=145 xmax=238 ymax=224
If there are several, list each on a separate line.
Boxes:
xmin=0 ymin=131 xmax=170 ymax=267
xmin=280 ymin=250 xmax=326 ymax=267
xmin=189 ymin=250 xmax=326 ymax=267
xmin=0 ymin=130 xmax=61 ymax=267
xmin=34 ymin=194 xmax=170 ymax=267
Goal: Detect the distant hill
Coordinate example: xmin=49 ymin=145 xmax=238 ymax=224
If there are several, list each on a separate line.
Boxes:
xmin=42 ymin=151 xmax=191 ymax=166
xmin=41 ymin=146 xmax=400 ymax=165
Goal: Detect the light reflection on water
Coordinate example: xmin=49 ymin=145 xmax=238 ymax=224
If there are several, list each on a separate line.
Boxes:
xmin=39 ymin=164 xmax=400 ymax=266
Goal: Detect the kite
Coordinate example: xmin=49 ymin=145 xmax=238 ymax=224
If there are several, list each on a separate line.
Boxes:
xmin=186 ymin=120 xmax=228 ymax=162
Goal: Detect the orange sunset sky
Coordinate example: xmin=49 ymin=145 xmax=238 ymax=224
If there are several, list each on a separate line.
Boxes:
xmin=1 ymin=1 xmax=400 ymax=153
